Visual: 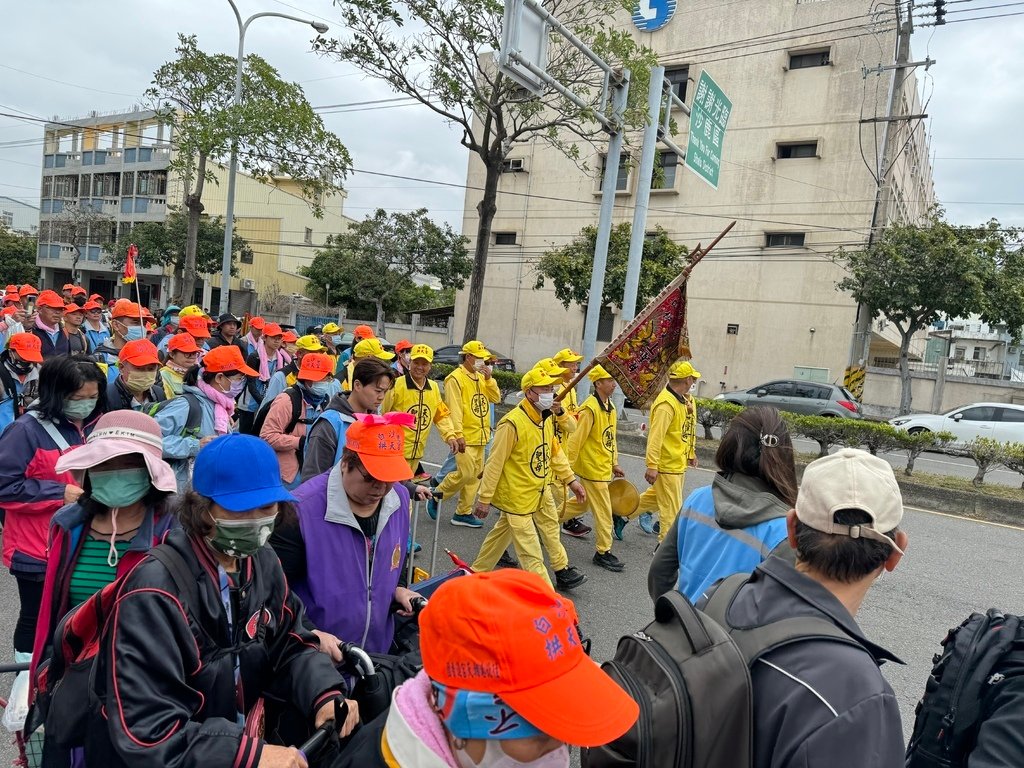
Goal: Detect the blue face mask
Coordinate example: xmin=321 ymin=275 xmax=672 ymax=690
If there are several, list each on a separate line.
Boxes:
xmin=166 ymin=315 xmax=180 ymax=328
xmin=331 ymin=335 xmax=343 ymax=346
xmin=122 ymin=324 xmax=145 ymax=342
xmin=308 ymin=381 xmax=333 ymax=400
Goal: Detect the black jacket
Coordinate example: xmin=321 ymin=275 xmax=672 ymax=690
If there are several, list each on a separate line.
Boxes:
xmin=30 ymin=326 xmax=70 ymax=359
xmin=206 ymin=332 xmax=247 ymax=357
xmin=967 ymin=651 xmax=1024 ymax=767
xmin=719 ymin=557 xmax=905 ymax=768
xmin=105 ymin=375 xmax=166 ymax=412
xmin=91 ymin=529 xmax=346 ymax=768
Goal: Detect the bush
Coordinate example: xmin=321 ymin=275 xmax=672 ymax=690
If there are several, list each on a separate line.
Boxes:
xmin=843 ymin=421 xmax=903 ymax=456
xmin=1001 ymin=442 xmax=1024 ymax=489
xmin=786 ymin=414 xmax=856 ymax=457
xmin=895 ymin=430 xmax=956 ymax=476
xmin=963 ymin=437 xmax=1007 ymax=486
xmin=695 ymin=398 xmax=742 ymax=440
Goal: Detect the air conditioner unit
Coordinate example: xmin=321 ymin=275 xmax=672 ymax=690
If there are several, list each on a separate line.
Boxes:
xmin=241 ymin=278 xmax=255 ymax=290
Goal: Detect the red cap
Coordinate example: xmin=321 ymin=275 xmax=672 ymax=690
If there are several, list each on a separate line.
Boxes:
xmin=82 ymin=300 xmax=102 ymax=311
xmin=281 ymin=330 xmax=298 ymax=343
xmin=202 ymin=345 xmax=258 ymax=376
xmin=249 ymin=316 xmax=266 ymax=330
xmin=179 ymin=315 xmax=211 ymax=338
xmin=7 ymin=332 xmax=43 ymax=364
xmin=168 ymin=334 xmax=201 ymax=355
xmin=36 ymin=290 xmax=65 ymax=309
xmin=297 ymin=352 xmax=334 ymax=382
xmin=19 ymin=285 xmax=38 ymax=297
xmin=4 ymin=285 xmax=14 ymax=293
xmin=353 ymin=324 xmax=375 ymax=339
xmin=111 ymin=300 xmax=141 ymax=319
xmin=394 ymin=339 xmax=413 ymax=353
xmin=118 ymin=339 xmax=161 ymax=367
xmin=345 ymin=413 xmax=415 ymax=483
xmin=64 ymin=303 xmax=84 ymax=314
xmin=421 ymin=569 xmax=639 ymax=747
xmin=262 ymin=322 xmax=283 ymax=337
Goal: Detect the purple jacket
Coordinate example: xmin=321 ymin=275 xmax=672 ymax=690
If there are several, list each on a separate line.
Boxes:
xmin=292 ymin=467 xmax=410 ymax=654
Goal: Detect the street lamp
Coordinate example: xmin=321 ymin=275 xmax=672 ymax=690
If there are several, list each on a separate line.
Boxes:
xmin=219 ymin=0 xmax=329 ymax=315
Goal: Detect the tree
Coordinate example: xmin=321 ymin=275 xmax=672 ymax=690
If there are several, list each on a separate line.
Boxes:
xmin=836 ymin=213 xmax=1023 ymax=414
xmin=301 ymin=208 xmax=472 ymax=332
xmin=315 ymin=0 xmax=658 ymax=341
xmin=0 ymin=226 xmax=40 ymax=287
xmin=103 ymin=209 xmax=249 ymax=301
xmin=147 ymin=34 xmax=351 ymax=305
xmin=534 ymin=223 xmax=687 ymax=310
xmin=49 ymin=202 xmax=115 ymax=283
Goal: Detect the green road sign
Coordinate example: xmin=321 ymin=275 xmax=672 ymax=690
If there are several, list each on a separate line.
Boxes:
xmin=684 ymin=71 xmax=732 ymax=189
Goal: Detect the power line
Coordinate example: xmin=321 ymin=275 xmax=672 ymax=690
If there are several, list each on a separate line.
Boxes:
xmin=0 ymin=64 xmax=141 ymax=98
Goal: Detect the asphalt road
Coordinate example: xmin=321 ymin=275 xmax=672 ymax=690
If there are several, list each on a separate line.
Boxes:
xmin=2 ymin=432 xmax=1022 ymax=764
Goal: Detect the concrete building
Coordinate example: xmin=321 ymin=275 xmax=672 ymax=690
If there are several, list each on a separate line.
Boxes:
xmin=0 ymin=197 xmax=39 ymax=236
xmin=454 ymin=0 xmax=936 ymax=396
xmin=36 ymin=108 xmax=351 ymax=311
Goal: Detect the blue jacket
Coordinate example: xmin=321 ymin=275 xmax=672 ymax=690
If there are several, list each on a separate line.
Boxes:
xmin=648 ymin=473 xmax=791 ymax=603
xmin=150 ymin=385 xmax=217 ymax=492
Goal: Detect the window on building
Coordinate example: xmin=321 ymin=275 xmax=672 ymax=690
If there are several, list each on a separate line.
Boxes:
xmin=972 ymin=347 xmax=986 ymax=361
xmin=41 ymin=177 xmax=53 ymax=197
xmin=765 ymin=232 xmax=806 ymax=247
xmin=304 ymin=227 xmax=313 ymax=245
xmin=598 ymin=306 xmax=615 ymax=342
xmin=652 ymin=151 xmax=678 ymax=190
xmin=240 ymin=247 xmax=254 ymax=264
xmin=501 ymin=158 xmax=526 ymax=173
xmin=52 ymin=174 xmax=79 ymax=198
xmin=136 ymin=170 xmax=167 ymax=196
xmin=92 ymin=172 xmax=120 ymax=197
xmin=789 ymin=49 xmax=831 ymax=69
xmin=494 ymin=232 xmax=517 ymax=245
xmin=727 ymin=323 xmax=739 ymax=335
xmin=599 ymin=153 xmax=630 ymax=192
xmin=1 ymin=211 xmax=12 ymax=229
xmin=777 ymin=141 xmax=818 ymax=159
xmin=665 ymin=67 xmax=689 ymax=102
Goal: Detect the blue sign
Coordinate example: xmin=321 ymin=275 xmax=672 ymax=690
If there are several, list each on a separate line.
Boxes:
xmin=632 ymin=0 xmax=677 ymax=32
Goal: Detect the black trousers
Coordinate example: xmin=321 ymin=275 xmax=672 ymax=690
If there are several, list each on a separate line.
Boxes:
xmin=14 ymin=574 xmax=44 ymax=654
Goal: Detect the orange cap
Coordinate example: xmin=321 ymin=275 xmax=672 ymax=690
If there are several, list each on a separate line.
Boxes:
xmin=353 ymin=324 xmax=375 ymax=339
xmin=4 ymin=293 xmax=21 ymax=305
xmin=179 ymin=316 xmax=211 ymax=338
xmin=36 ymin=290 xmax=65 ymax=309
xmin=4 ymin=285 xmax=14 ymax=293
xmin=18 ymin=285 xmax=38 ymax=297
xmin=421 ymin=569 xmax=640 ymax=747
xmin=118 ymin=339 xmax=161 ymax=367
xmin=62 ymin=284 xmax=74 ymax=292
xmin=111 ymin=300 xmax=141 ymax=319
xmin=168 ymin=334 xmax=202 ymax=355
xmin=344 ymin=413 xmax=415 ymax=483
xmin=281 ymin=330 xmax=298 ymax=343
xmin=202 ymin=345 xmax=258 ymax=376
xmin=0 ymin=307 xmax=16 ymax=318
xmin=297 ymin=352 xmax=334 ymax=382
xmin=89 ymin=293 xmax=103 ymax=303
xmin=7 ymin=332 xmax=43 ymax=364
xmin=262 ymin=322 xmax=283 ymax=337
xmin=394 ymin=339 xmax=413 ymax=353
xmin=71 ymin=286 xmax=87 ymax=296
xmin=82 ymin=300 xmax=102 ymax=311
xmin=64 ymin=303 xmax=84 ymax=314
xmin=249 ymin=316 xmax=266 ymax=330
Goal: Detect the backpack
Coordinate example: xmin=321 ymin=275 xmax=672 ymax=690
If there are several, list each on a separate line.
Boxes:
xmin=32 ymin=546 xmax=198 ymax=751
xmin=582 ymin=574 xmax=861 ymax=768
xmin=251 ymin=386 xmax=304 ymax=439
xmin=905 ymin=610 xmax=1024 ymax=768
xmin=149 ymin=392 xmax=203 ymax=437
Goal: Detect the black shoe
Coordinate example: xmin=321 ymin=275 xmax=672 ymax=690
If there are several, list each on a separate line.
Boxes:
xmin=554 ymin=566 xmax=587 ymax=591
xmin=497 ymin=550 xmax=519 ymax=569
xmin=593 ymin=551 xmax=624 ymax=572
xmin=562 ymin=517 xmax=592 ymax=538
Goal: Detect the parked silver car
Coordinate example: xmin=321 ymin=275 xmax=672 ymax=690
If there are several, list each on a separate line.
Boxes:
xmin=715 ymin=380 xmax=863 ymax=419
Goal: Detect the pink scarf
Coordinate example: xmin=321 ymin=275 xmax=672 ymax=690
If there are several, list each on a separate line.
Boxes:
xmin=196 ymin=377 xmax=236 ymax=434
xmin=257 ymin=339 xmax=287 ymax=381
xmin=390 ymin=671 xmax=458 ymax=766
xmin=35 ymin=315 xmax=58 ymax=335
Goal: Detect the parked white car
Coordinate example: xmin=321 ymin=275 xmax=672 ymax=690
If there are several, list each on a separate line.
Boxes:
xmin=889 ymin=402 xmax=1024 ymax=445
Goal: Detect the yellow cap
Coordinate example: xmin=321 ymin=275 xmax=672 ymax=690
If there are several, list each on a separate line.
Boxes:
xmin=410 ymin=343 xmax=434 ymax=362
xmin=296 ymin=334 xmax=327 ymax=352
xmin=669 ymin=360 xmax=701 ymax=380
xmin=323 ymin=322 xmax=342 ymax=334
xmin=354 ymin=337 xmax=396 ymax=361
xmin=521 ymin=368 xmax=560 ymax=391
xmin=534 ymin=357 xmax=568 ymax=378
xmin=460 ymin=340 xmax=491 ymax=359
xmin=588 ymin=364 xmax=613 ymax=383
xmin=179 ymin=304 xmax=205 ymax=318
xmin=553 ymin=347 xmax=584 ymax=364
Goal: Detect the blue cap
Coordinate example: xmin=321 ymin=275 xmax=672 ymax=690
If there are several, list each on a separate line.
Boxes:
xmin=192 ymin=434 xmax=296 ymax=513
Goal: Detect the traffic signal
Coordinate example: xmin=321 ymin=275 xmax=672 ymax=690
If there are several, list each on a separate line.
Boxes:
xmin=935 ymin=0 xmax=946 ymax=24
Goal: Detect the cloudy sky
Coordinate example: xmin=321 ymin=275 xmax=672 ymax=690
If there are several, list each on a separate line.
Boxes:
xmin=0 ymin=0 xmax=1021 ymax=240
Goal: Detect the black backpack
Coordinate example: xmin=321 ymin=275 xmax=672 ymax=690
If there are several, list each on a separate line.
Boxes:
xmin=906 ymin=610 xmax=1023 ymax=768
xmin=250 ymin=386 xmax=304 ymax=438
xmin=149 ymin=392 xmax=203 ymax=437
xmin=582 ymin=574 xmax=862 ymax=768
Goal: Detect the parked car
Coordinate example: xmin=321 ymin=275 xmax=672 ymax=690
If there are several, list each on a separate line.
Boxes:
xmin=889 ymin=402 xmax=1024 ymax=445
xmin=432 ymin=344 xmax=516 ymax=372
xmin=714 ymin=379 xmax=863 ymax=419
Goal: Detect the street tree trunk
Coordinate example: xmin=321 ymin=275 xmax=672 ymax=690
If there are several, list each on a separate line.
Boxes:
xmin=462 ymin=157 xmax=501 ymax=343
xmin=180 ymin=153 xmax=208 ymax=306
xmin=375 ymin=298 xmax=385 ymax=337
xmin=898 ymin=326 xmax=914 ymax=415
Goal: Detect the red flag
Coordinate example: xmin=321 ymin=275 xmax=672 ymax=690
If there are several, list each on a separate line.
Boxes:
xmin=122 ymin=244 xmax=138 ymax=284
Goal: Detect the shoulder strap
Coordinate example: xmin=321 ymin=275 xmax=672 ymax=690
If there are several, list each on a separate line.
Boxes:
xmin=285 ymin=386 xmax=304 ymax=433
xmin=182 ymin=393 xmax=202 ymax=434
xmin=29 ymin=411 xmax=71 ymax=452
xmin=702 ymin=574 xmax=859 ymax=663
xmin=147 ymin=546 xmax=201 ymax=614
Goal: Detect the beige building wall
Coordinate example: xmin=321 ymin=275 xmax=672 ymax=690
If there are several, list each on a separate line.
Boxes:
xmin=454 ymin=0 xmax=935 ymax=393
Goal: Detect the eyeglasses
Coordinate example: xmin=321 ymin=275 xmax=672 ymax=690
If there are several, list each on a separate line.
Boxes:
xmin=353 ymin=463 xmax=391 ymax=487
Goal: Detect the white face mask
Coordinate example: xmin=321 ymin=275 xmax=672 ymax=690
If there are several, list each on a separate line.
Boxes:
xmin=454 ymin=741 xmax=570 ymax=768
xmin=535 ymin=392 xmax=555 ymax=410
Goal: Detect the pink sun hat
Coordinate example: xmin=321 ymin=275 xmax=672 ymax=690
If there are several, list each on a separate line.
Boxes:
xmin=56 ymin=411 xmax=177 ymax=493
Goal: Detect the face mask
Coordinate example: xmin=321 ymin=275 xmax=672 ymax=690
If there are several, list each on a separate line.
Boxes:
xmin=207 ymin=514 xmax=276 ymax=558
xmin=89 ymin=468 xmax=150 ymax=509
xmin=8 ymin=357 xmax=32 ymax=375
xmin=121 ymin=324 xmax=145 ymax=342
xmin=454 ymin=741 xmax=570 ymax=768
xmin=308 ymin=380 xmax=333 ymax=399
xmin=331 ymin=335 xmax=343 ymax=346
xmin=124 ymin=370 xmax=157 ymax=394
xmin=63 ymin=397 xmax=97 ymax=421
xmin=167 ymin=315 xmax=180 ymax=328
xmin=227 ymin=377 xmax=246 ymax=397
xmin=535 ymin=392 xmax=555 ymax=410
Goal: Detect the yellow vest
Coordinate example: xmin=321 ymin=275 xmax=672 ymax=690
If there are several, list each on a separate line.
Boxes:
xmin=648 ymin=387 xmax=697 ymax=473
xmin=341 ymin=360 xmax=355 ymax=392
xmin=489 ymin=402 xmax=556 ymax=515
xmin=554 ymin=382 xmax=578 ymax=442
xmin=382 ymin=374 xmax=451 ymax=461
xmin=445 ymin=366 xmax=500 ymax=446
xmin=571 ymin=394 xmax=617 ymax=482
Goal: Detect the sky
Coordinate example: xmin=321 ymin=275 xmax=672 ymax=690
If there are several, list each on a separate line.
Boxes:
xmin=0 ymin=0 xmax=1021 ymax=240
